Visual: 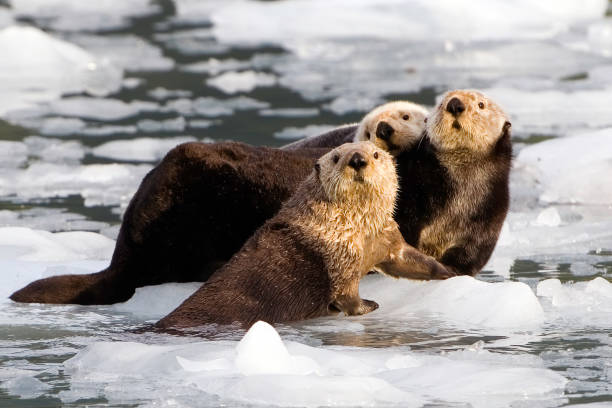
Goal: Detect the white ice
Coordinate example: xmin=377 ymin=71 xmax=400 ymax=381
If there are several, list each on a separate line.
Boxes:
xmin=60 ymin=321 xmax=566 ymax=407
xmin=9 ymin=0 xmax=160 ymax=32
xmin=274 ymin=124 xmax=336 ymax=140
xmin=0 ymin=26 xmax=122 ymax=117
xmin=91 ymin=136 xmax=196 ymax=162
xmin=210 ymin=0 xmax=607 ymax=46
xmin=207 ymin=71 xmax=277 ymax=94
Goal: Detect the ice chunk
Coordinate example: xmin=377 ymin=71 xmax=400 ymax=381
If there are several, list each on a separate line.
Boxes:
xmin=10 ymin=0 xmax=161 ymax=32
xmin=92 ymin=136 xmax=195 ymax=162
xmin=274 ymin=124 xmax=336 ymax=140
xmin=0 ymin=162 xmax=151 ymax=208
xmin=181 ymin=58 xmax=252 ymax=75
xmin=207 ymin=71 xmax=277 ymax=94
xmin=137 ymin=117 xmax=187 ymax=134
xmin=533 ymin=207 xmax=562 ymax=227
xmin=112 ymin=283 xmax=202 ymax=319
xmin=0 ymin=140 xmax=27 ymax=168
xmin=210 ymin=0 xmax=607 ymax=46
xmin=259 ymin=108 xmax=319 ymax=118
xmin=235 ymin=321 xmax=319 ymax=376
xmin=1 ymin=373 xmax=50 ymax=399
xmin=517 ymin=127 xmax=612 ymax=205
xmin=485 ymin=87 xmax=612 ymax=135
xmin=537 ymin=278 xmax=612 ymax=326
xmin=68 ymin=34 xmax=174 ymax=72
xmin=0 ymin=227 xmax=114 ymax=262
xmin=360 ymin=275 xmax=545 ymax=329
xmin=148 ymin=87 xmax=192 ymax=101
xmin=0 ymin=26 xmax=122 ymax=116
xmin=63 ymin=323 xmax=566 ymax=407
xmin=164 ymin=96 xmax=269 ymax=117
xmin=38 ymin=117 xmax=86 ymax=136
xmin=0 ymin=208 xmax=109 ymax=234
xmin=49 ymin=97 xmax=157 ymax=121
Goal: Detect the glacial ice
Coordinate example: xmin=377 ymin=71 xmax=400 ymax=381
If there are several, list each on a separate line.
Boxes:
xmin=207 ymin=71 xmax=278 ymax=94
xmin=9 ymin=0 xmax=161 ymax=32
xmin=0 ymin=26 xmax=122 ymax=116
xmin=274 ymin=124 xmax=337 ymax=140
xmin=91 ymin=136 xmax=196 ymax=162
xmin=60 ymin=321 xmax=566 ymax=407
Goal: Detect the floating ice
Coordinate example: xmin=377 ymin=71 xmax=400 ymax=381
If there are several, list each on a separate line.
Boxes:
xmin=537 ymin=278 xmax=612 ymax=326
xmin=62 ymin=322 xmax=566 ymax=407
xmin=485 ymin=87 xmax=612 ymax=135
xmin=0 ymin=26 xmax=122 ymax=116
xmin=0 ymin=162 xmax=151 ymax=208
xmin=274 ymin=124 xmax=336 ymax=140
xmin=148 ymin=87 xmax=192 ymax=101
xmin=164 ymin=96 xmax=269 ymax=117
xmin=137 ymin=117 xmax=187 ymax=133
xmin=10 ymin=0 xmax=161 ymax=32
xmin=360 ymin=275 xmax=545 ymax=329
xmin=49 ymin=97 xmax=158 ymax=121
xmin=207 ymin=71 xmax=277 ymax=94
xmin=210 ymin=0 xmax=607 ymax=46
xmin=533 ymin=207 xmax=562 ymax=227
xmin=38 ymin=117 xmax=86 ymax=136
xmin=0 ymin=208 xmax=110 ymax=235
xmin=0 ymin=227 xmax=114 ymax=263
xmin=516 ymin=127 xmax=612 ymax=205
xmin=68 ymin=34 xmax=174 ymax=72
xmin=1 ymin=372 xmax=50 ymax=399
xmin=0 ymin=7 xmax=13 ymax=28
xmin=181 ymin=58 xmax=253 ymax=75
xmin=91 ymin=136 xmax=196 ymax=162
xmin=259 ymin=108 xmax=319 ymax=118
xmin=155 ymin=28 xmax=229 ymax=56
xmin=111 ymin=283 xmax=202 ymax=320
xmin=0 ymin=140 xmax=28 ymax=168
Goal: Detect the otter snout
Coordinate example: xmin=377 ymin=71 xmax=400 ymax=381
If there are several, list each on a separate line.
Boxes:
xmin=376 ymin=121 xmax=394 ymax=141
xmin=348 ymin=152 xmax=367 ymax=170
xmin=446 ymin=97 xmax=465 ymax=117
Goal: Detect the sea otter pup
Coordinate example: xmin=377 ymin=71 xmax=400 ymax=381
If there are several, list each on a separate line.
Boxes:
xmin=282 ymin=101 xmax=428 ymax=153
xmin=156 ymin=142 xmax=448 ymax=329
xmin=10 ymin=91 xmax=511 ymax=305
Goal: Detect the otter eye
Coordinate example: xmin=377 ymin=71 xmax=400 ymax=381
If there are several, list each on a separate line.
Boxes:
xmin=424 ymin=118 xmax=428 ymax=123
xmin=333 ymin=154 xmax=339 ymax=164
xmin=314 ymin=163 xmax=320 ymax=173
xmin=402 ymin=114 xmax=409 ymax=120
xmin=366 ymin=132 xmax=371 ymax=139
xmin=373 ymin=152 xmax=379 ymax=159
xmin=478 ymin=102 xmax=485 ymax=109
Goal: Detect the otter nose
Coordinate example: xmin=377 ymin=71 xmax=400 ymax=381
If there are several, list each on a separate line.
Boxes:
xmin=348 ymin=152 xmax=367 ymax=171
xmin=376 ymin=121 xmax=394 ymax=141
xmin=446 ymin=97 xmax=465 ymax=116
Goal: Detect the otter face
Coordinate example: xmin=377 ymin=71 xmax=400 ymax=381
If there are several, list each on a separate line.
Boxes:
xmin=315 ymin=142 xmax=397 ymax=204
xmin=427 ymin=90 xmax=511 ymax=153
xmin=355 ymin=101 xmax=429 ymax=156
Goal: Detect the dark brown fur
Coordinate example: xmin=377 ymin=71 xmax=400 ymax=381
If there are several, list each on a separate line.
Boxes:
xmin=11 ymin=126 xmax=511 ymax=305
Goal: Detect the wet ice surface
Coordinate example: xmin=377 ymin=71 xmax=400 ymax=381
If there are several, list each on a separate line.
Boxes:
xmin=1 ymin=0 xmax=612 ymax=407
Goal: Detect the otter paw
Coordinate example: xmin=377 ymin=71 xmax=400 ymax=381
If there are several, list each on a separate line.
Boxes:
xmin=431 ymin=264 xmax=457 ymax=280
xmin=355 ymin=298 xmax=379 ymax=315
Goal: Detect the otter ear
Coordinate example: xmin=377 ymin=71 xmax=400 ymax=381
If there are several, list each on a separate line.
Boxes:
xmin=314 ymin=162 xmax=321 ymax=175
xmin=502 ymin=121 xmax=511 ymax=138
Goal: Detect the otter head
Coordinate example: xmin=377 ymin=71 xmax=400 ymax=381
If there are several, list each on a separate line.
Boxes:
xmin=427 ymin=89 xmax=511 ymax=154
xmin=354 ymin=101 xmax=429 ymax=156
xmin=314 ymin=142 xmax=397 ymax=209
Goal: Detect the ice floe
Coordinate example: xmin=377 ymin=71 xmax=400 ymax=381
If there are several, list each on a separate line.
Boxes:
xmin=59 ymin=321 xmax=566 ymax=407
xmin=0 ymin=162 xmax=151 ymax=208
xmin=207 ymin=71 xmax=277 ymax=94
xmin=91 ymin=136 xmax=196 ymax=162
xmin=9 ymin=0 xmax=161 ymax=32
xmin=0 ymin=26 xmax=122 ymax=116
xmin=274 ymin=124 xmax=337 ymax=140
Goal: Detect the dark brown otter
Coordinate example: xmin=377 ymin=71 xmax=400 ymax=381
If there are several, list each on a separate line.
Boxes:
xmin=156 ymin=142 xmax=449 ymax=329
xmin=10 ymin=90 xmax=512 ymax=305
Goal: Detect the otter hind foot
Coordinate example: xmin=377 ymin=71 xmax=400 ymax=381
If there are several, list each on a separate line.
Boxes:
xmin=332 ymin=296 xmax=379 ymax=316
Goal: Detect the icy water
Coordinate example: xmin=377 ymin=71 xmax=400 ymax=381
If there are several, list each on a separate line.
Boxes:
xmin=2 ymin=0 xmax=612 ymax=407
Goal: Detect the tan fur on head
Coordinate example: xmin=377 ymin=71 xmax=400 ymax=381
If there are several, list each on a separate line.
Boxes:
xmin=316 ymin=142 xmax=397 ymax=210
xmin=354 ymin=101 xmax=429 ymax=155
xmin=428 ymin=89 xmax=510 ymax=154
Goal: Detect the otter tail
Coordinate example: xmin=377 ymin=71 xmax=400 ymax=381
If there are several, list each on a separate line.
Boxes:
xmin=9 ymin=269 xmax=135 ymax=305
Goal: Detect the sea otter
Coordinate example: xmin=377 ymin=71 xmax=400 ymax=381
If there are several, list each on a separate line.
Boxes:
xmin=282 ymin=100 xmax=428 ymax=153
xmin=155 ymin=142 xmax=448 ymax=329
xmin=10 ymin=91 xmax=511 ymax=305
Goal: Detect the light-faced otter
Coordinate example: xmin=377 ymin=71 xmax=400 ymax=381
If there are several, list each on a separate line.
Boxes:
xmin=281 ymin=101 xmax=428 ymax=153
xmin=155 ymin=142 xmax=448 ymax=329
xmin=10 ymin=91 xmax=511 ymax=305
xmin=395 ymin=90 xmax=512 ymax=275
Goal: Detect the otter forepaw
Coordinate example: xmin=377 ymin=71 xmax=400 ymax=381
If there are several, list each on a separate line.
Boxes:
xmin=355 ymin=298 xmax=379 ymax=315
xmin=431 ymin=263 xmax=457 ymax=280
